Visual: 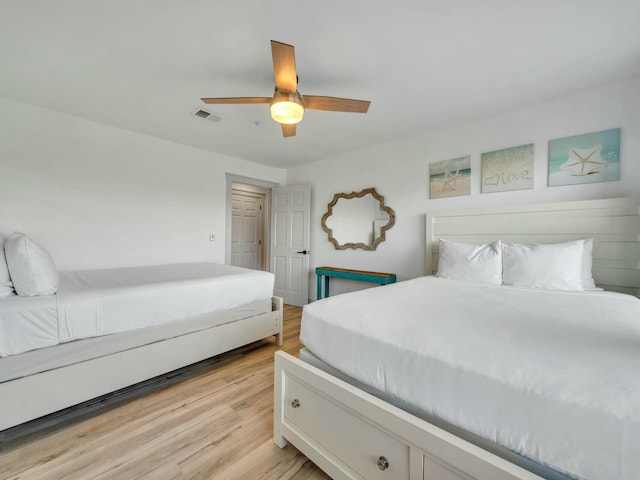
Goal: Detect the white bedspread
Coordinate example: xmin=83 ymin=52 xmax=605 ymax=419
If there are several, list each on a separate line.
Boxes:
xmin=300 ymin=277 xmax=640 ymax=480
xmin=57 ymin=263 xmax=274 ymax=342
xmin=0 ymin=295 xmax=58 ymax=356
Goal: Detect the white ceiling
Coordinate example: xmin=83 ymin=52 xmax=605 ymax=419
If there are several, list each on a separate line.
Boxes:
xmin=1 ymin=1 xmax=639 ymax=168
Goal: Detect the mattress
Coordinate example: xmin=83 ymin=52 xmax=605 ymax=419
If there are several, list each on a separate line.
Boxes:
xmin=57 ymin=262 xmax=274 ymax=342
xmin=0 ymin=262 xmax=274 ymax=357
xmin=0 ymin=295 xmax=58 ymax=356
xmin=0 ymin=299 xmax=272 ymax=383
xmin=300 ymin=277 xmax=640 ymax=480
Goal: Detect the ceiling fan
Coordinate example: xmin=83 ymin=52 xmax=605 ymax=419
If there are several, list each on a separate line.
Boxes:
xmin=201 ymin=40 xmax=371 ymax=138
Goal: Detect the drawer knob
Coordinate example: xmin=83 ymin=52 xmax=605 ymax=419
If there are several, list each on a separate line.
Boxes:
xmin=377 ymin=455 xmax=389 ymax=471
xmin=291 ymin=398 xmax=300 ymax=408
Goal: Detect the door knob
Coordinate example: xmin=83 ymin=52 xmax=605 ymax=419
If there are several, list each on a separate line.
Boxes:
xmin=296 ymin=250 xmax=309 ymax=255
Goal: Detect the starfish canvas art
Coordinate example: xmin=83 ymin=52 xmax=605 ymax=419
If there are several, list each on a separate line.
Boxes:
xmin=549 ymin=129 xmax=620 ymax=186
xmin=429 ymin=156 xmax=471 ymax=199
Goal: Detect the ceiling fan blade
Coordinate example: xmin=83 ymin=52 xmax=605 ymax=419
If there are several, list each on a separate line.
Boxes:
xmin=303 ymin=95 xmax=370 ymax=113
xmin=271 ymin=40 xmax=297 ymax=93
xmin=281 ymin=123 xmax=296 ymax=138
xmin=201 ymin=97 xmax=271 ymax=104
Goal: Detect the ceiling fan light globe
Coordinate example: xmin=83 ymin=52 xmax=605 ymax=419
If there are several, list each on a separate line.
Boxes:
xmin=270 ymin=100 xmax=304 ymax=124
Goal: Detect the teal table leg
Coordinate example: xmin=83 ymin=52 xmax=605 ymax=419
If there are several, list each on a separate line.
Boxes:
xmin=317 ymin=275 xmax=322 ymax=300
xmin=324 ymin=276 xmax=330 ymax=298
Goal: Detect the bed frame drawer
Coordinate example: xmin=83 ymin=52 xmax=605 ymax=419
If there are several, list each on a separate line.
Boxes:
xmin=284 ymin=374 xmax=410 ymax=480
xmin=274 ymin=351 xmax=543 ymax=480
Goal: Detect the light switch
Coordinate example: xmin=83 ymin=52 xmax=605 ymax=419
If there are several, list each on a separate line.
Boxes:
xmin=209 ymin=234 xmax=215 ymax=241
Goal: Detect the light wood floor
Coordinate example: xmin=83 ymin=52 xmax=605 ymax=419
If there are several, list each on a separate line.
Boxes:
xmin=0 ymin=306 xmax=330 ymax=480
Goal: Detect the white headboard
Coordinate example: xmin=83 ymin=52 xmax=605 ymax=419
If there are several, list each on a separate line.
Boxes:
xmin=426 ymin=197 xmax=640 ymax=297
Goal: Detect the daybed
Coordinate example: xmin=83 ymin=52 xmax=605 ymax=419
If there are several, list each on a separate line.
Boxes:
xmin=0 ymin=260 xmax=282 ymax=431
xmin=274 ymin=197 xmax=640 ymax=480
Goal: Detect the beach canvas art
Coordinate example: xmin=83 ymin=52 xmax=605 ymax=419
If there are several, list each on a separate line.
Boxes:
xmin=481 ymin=144 xmax=534 ymax=193
xmin=548 ymin=129 xmax=620 ymax=187
xmin=429 ymin=156 xmax=471 ymax=199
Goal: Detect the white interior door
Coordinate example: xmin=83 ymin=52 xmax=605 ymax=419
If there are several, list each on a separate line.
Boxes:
xmin=231 ymin=190 xmax=264 ymax=270
xmin=271 ymin=185 xmax=311 ymax=306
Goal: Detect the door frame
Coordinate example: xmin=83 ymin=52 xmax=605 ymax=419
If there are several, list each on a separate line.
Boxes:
xmin=225 ymin=174 xmax=279 ymax=271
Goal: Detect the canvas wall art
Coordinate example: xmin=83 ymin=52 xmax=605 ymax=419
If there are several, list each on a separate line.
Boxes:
xmin=481 ymin=143 xmax=534 ymax=193
xmin=548 ymin=128 xmax=620 ymax=187
xmin=429 ymin=156 xmax=471 ymax=199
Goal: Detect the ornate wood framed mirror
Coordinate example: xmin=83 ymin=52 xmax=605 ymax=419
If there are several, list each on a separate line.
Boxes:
xmin=321 ymin=187 xmax=395 ymax=250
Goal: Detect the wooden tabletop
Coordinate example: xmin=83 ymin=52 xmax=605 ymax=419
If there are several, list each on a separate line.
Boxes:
xmin=316 ymin=266 xmax=395 ymax=278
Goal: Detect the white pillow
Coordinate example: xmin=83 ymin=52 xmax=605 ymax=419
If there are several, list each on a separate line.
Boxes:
xmin=0 ymin=232 xmax=16 ymax=298
xmin=4 ymin=232 xmax=59 ymax=296
xmin=502 ymin=240 xmax=585 ymax=291
xmin=581 ymin=238 xmax=598 ymax=290
xmin=437 ymin=239 xmax=502 ymax=285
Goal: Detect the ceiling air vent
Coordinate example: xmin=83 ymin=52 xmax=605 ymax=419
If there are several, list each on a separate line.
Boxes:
xmin=191 ymin=108 xmax=222 ymax=123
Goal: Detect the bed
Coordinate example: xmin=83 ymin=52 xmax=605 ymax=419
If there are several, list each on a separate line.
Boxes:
xmin=0 ymin=261 xmax=283 ymax=431
xmin=273 ymin=196 xmax=640 ymax=480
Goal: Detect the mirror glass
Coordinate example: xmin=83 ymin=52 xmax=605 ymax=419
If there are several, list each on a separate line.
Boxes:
xmin=321 ymin=188 xmax=395 ymax=250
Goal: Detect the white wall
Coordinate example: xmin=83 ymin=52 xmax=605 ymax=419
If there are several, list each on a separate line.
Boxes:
xmin=287 ymin=75 xmax=640 ymax=299
xmin=2 ymin=76 xmax=638 ymax=285
xmin=0 ymin=97 xmax=285 ymax=270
